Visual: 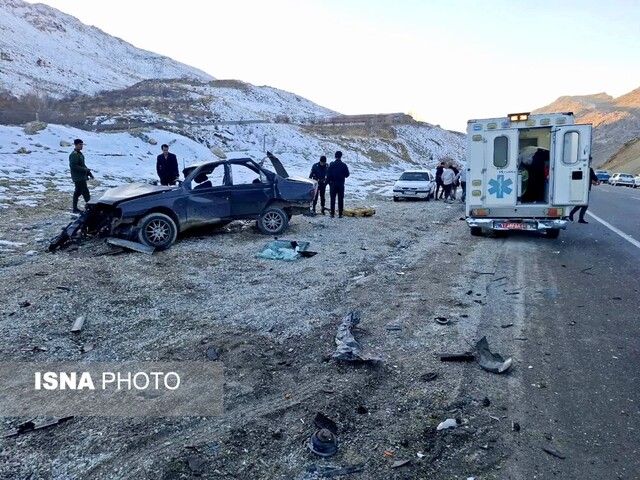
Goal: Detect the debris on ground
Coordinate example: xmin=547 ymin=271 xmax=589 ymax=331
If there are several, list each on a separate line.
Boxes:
xmin=308 ymin=428 xmax=338 ymax=457
xmin=206 ymin=345 xmax=219 ymax=361
xmin=420 ymin=372 xmax=438 ymax=382
xmin=106 ymin=237 xmax=155 ymax=255
xmin=313 ymin=412 xmax=338 ymax=435
xmin=476 ymin=336 xmax=513 ymax=373
xmin=342 ymin=207 xmax=376 ymax=217
xmin=434 ymin=316 xmax=449 ymax=325
xmin=306 ymin=463 xmax=366 ymax=477
xmin=70 ymin=315 xmax=86 ymax=333
xmin=436 ymin=418 xmax=460 ymax=431
xmin=542 ymin=446 xmax=566 ymax=459
xmin=257 ymin=240 xmax=314 ymax=261
xmin=3 ymin=416 xmax=74 ymax=438
xmin=332 ymin=311 xmax=381 ymax=363
xmin=440 ymin=353 xmax=474 ymax=362
xmin=391 ymin=459 xmax=411 ymax=468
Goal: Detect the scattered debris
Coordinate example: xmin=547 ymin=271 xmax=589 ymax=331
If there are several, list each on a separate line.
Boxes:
xmin=383 ymin=450 xmax=395 ymax=457
xmin=206 ymin=346 xmax=219 ymax=361
xmin=19 ymin=301 xmax=31 ymax=308
xmin=360 ymin=242 xmax=368 ymax=250
xmin=3 ymin=416 xmax=74 ymax=438
xmin=501 ymin=323 xmax=514 ymax=328
xmin=187 ymin=455 xmax=204 ymax=473
xmin=313 ymin=412 xmax=338 ymax=435
xmin=420 ymin=372 xmax=438 ymax=382
xmin=332 ymin=311 xmax=381 ymax=363
xmin=56 ymin=286 xmax=71 ymax=291
xmin=306 ymin=463 xmax=365 ymax=477
xmin=81 ymin=343 xmax=94 ymax=354
xmin=440 ymin=353 xmax=474 ymax=362
xmin=416 ymin=452 xmax=425 ymax=459
xmin=512 ymin=421 xmax=521 ymax=432
xmin=257 ymin=240 xmax=313 ymax=261
xmin=482 ymin=397 xmax=491 ymax=407
xmin=434 ymin=316 xmax=449 ymax=325
xmin=473 ymin=271 xmax=495 ymax=275
xmin=391 ymin=459 xmax=411 ymax=468
xmin=356 ymin=406 xmax=368 ymax=415
xmin=385 ymin=324 xmax=402 ymax=331
xmin=476 ymin=336 xmax=512 ymax=373
xmin=70 ymin=315 xmax=86 ymax=333
xmin=106 ymin=237 xmax=155 ymax=255
xmin=437 ymin=418 xmax=460 ymax=431
xmin=542 ymin=446 xmax=566 ymax=459
xmin=308 ymin=429 xmax=338 ymax=457
xmin=342 ymin=207 xmax=375 ymax=217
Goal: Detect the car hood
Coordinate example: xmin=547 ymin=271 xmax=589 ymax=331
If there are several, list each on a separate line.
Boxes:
xmin=90 ymin=183 xmax=175 ymax=205
xmin=394 ymin=180 xmax=433 ymax=188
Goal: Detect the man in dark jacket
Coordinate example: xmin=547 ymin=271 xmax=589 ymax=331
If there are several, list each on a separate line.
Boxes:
xmin=435 ymin=162 xmax=445 ymax=199
xmin=569 ymin=164 xmax=599 ymax=224
xmin=309 ymin=155 xmax=329 ymax=214
xmin=69 ymin=138 xmax=93 ymax=213
xmin=156 ymin=144 xmax=179 ymax=186
xmin=326 ymin=150 xmax=350 ymax=218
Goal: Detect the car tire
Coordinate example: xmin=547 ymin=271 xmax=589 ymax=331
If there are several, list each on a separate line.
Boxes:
xmin=546 ymin=229 xmax=560 ymax=239
xmin=393 ymin=196 xmax=399 ymax=202
xmin=137 ymin=212 xmax=178 ymax=250
xmin=258 ymin=206 xmax=289 ymax=235
xmin=470 ymin=227 xmax=482 ymax=236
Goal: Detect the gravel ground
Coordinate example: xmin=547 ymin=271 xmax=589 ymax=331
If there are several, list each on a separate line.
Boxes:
xmin=0 ymin=191 xmax=517 ymax=479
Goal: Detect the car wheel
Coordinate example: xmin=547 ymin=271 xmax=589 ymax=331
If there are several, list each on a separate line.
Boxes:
xmin=393 ymin=196 xmax=399 ymax=202
xmin=258 ymin=206 xmax=289 ymax=235
xmin=138 ymin=212 xmax=178 ymax=250
xmin=470 ymin=226 xmax=482 ymax=236
xmin=546 ymin=229 xmax=560 ymax=239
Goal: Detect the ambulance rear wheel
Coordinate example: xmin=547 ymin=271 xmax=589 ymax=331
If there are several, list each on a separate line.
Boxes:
xmin=470 ymin=227 xmax=482 ymax=236
xmin=546 ymin=229 xmax=560 ymax=239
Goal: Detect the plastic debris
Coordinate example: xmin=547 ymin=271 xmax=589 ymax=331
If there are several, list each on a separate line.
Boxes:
xmin=440 ymin=353 xmax=474 ymax=362
xmin=391 ymin=459 xmax=411 ymax=468
xmin=313 ymin=412 xmax=338 ymax=435
xmin=306 ymin=463 xmax=365 ymax=477
xmin=434 ymin=316 xmax=449 ymax=325
xmin=106 ymin=237 xmax=155 ymax=255
xmin=3 ymin=416 xmax=74 ymax=438
xmin=436 ymin=418 xmax=460 ymax=431
xmin=70 ymin=315 xmax=86 ymax=333
xmin=257 ymin=240 xmax=314 ymax=261
xmin=542 ymin=446 xmax=566 ymax=459
xmin=476 ymin=336 xmax=512 ymax=373
xmin=309 ymin=429 xmax=338 ymax=457
xmin=332 ymin=311 xmax=381 ymax=363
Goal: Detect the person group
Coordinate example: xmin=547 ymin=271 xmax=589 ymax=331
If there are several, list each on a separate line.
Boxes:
xmin=434 ymin=161 xmax=464 ymax=203
xmin=309 ymin=150 xmax=350 ymax=218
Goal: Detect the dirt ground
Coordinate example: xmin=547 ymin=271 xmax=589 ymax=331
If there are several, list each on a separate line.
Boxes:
xmin=0 ymin=191 xmax=519 ymax=479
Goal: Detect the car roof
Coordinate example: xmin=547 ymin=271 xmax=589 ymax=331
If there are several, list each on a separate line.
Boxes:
xmin=401 ymin=169 xmax=432 ymax=173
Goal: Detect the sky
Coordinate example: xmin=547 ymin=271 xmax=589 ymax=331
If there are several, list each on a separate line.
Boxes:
xmin=23 ymin=0 xmax=640 ymax=132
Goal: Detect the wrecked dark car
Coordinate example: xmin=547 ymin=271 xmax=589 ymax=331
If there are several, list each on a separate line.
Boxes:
xmin=49 ymin=156 xmax=316 ymax=251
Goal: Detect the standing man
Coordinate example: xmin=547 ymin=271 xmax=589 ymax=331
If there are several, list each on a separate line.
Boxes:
xmin=441 ymin=164 xmax=455 ymax=203
xmin=434 ymin=162 xmax=445 ymax=200
xmin=326 ymin=151 xmax=350 ymax=218
xmin=69 ymin=138 xmax=93 ymax=214
xmin=156 ymin=144 xmax=179 ymax=186
xmin=569 ymin=163 xmax=599 ymax=224
xmin=309 ymin=155 xmax=329 ymax=214
xmin=458 ymin=167 xmax=467 ymax=203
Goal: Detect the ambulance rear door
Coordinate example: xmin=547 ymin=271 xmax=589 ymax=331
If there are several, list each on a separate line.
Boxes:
xmin=551 ymin=125 xmax=591 ymax=205
xmin=483 ymin=130 xmax=518 ymax=207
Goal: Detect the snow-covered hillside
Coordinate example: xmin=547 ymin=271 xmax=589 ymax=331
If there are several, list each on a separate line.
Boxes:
xmin=0 ymin=0 xmax=214 ymax=98
xmin=0 ymin=122 xmax=465 ymax=209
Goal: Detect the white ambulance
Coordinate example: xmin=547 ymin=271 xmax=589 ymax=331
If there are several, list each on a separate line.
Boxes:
xmin=465 ymin=112 xmax=592 ymax=238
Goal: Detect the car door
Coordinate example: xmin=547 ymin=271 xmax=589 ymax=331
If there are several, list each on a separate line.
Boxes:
xmin=227 ymin=161 xmax=272 ymax=217
xmin=551 ymin=125 xmax=591 ymax=205
xmin=185 ymin=163 xmax=232 ymax=226
xmin=483 ymin=130 xmax=518 ymax=207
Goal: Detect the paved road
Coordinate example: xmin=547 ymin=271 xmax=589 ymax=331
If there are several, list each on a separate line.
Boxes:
xmin=461 ymin=186 xmax=639 ymax=479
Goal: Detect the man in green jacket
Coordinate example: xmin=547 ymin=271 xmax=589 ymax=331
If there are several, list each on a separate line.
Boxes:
xmin=69 ymin=138 xmax=93 ymax=213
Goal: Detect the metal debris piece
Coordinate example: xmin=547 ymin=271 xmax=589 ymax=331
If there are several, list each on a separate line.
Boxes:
xmin=440 ymin=353 xmax=474 ymax=362
xmin=306 ymin=463 xmax=365 ymax=477
xmin=385 ymin=324 xmax=402 ymax=331
xmin=56 ymin=286 xmax=71 ymax=291
xmin=187 ymin=456 xmax=204 ymax=473
xmin=3 ymin=416 xmax=74 ymax=438
xmin=501 ymin=323 xmax=514 ymax=328
xmin=309 ymin=429 xmax=338 ymax=457
xmin=512 ymin=421 xmax=521 ymax=432
xmin=81 ymin=343 xmax=94 ymax=353
xmin=313 ymin=412 xmax=338 ymax=435
xmin=542 ymin=446 xmax=566 ymax=459
xmin=476 ymin=336 xmax=513 ymax=373
xmin=391 ymin=459 xmax=411 ymax=468
xmin=19 ymin=301 xmax=31 ymax=308
xmin=106 ymin=237 xmax=155 ymax=255
xmin=332 ymin=311 xmax=381 ymax=363
xmin=70 ymin=315 xmax=86 ymax=333
xmin=420 ymin=372 xmax=438 ymax=382
xmin=434 ymin=316 xmax=449 ymax=325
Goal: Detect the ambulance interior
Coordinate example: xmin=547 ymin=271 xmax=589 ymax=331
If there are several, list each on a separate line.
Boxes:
xmin=516 ymin=127 xmax=551 ymax=204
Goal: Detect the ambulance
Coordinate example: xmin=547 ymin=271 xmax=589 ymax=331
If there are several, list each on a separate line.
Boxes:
xmin=465 ymin=112 xmax=592 ymax=238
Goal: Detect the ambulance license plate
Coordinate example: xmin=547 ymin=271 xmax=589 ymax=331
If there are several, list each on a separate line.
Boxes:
xmin=495 ymin=222 xmax=535 ymax=230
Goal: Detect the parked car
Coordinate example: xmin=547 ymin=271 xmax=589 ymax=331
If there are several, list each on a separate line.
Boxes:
xmin=595 ymin=170 xmax=610 ymax=182
xmin=393 ymin=169 xmax=436 ymax=201
xmin=635 ymin=175 xmax=640 ymax=188
xmin=49 ymin=156 xmax=316 ymax=251
xmin=608 ymin=172 xmax=635 ymax=187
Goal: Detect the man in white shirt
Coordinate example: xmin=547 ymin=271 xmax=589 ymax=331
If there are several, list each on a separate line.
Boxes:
xmin=441 ymin=164 xmax=455 ymax=203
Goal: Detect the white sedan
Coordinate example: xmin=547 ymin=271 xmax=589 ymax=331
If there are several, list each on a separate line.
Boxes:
xmin=393 ymin=169 xmax=436 ymax=201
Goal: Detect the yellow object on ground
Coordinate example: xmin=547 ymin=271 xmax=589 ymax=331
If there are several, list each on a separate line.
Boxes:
xmin=342 ymin=207 xmax=376 ymax=217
